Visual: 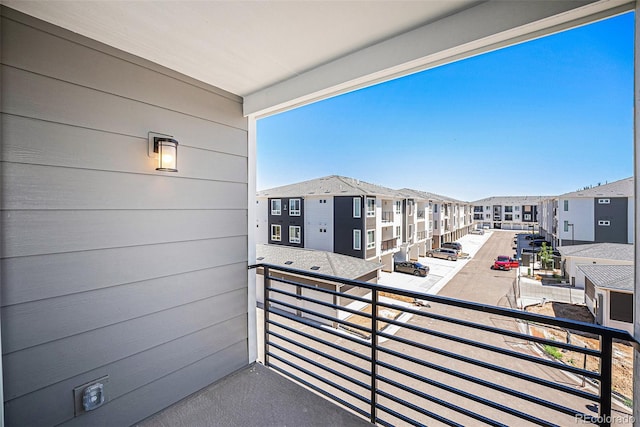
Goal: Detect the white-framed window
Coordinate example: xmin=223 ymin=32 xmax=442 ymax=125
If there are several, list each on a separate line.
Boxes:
xmin=289 ymin=198 xmax=301 ymax=216
xmin=271 ymin=199 xmax=282 ymax=215
xmin=515 ymin=214 xmax=520 ymax=219
xmin=353 ymin=229 xmax=361 ymax=250
xmin=353 ymin=197 xmax=361 ymax=218
xmin=289 ymin=226 xmax=301 ymax=243
xmin=598 ymin=199 xmax=611 ymax=204
xmin=395 ymin=201 xmax=402 ymax=214
xmin=271 ymin=224 xmax=281 ymax=241
xmin=563 ymin=200 xmax=569 ymax=211
xmin=598 ymin=220 xmax=611 ymax=226
xmin=366 ymin=230 xmax=375 ymax=249
xmin=563 ymin=220 xmax=569 ymax=232
xmin=395 ymin=226 xmax=401 ymax=237
xmin=515 ymin=206 xmax=520 ymax=211
xmin=524 ymin=214 xmax=531 ymax=221
xmin=366 ymin=198 xmax=375 ymax=217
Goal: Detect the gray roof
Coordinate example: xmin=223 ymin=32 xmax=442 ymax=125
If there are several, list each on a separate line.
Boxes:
xmin=256 ymin=244 xmax=382 ymax=279
xmin=399 ymin=188 xmax=467 ymax=204
xmin=558 ymin=243 xmax=634 ymax=262
xmin=559 ymin=177 xmax=633 ymax=198
xmin=257 ymin=175 xmax=405 ymax=198
xmin=577 ymin=264 xmax=634 ymax=291
xmin=471 ymin=195 xmax=549 ymax=206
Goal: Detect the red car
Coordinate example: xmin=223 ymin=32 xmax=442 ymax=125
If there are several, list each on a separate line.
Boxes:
xmin=491 ymin=255 xmax=519 ymax=271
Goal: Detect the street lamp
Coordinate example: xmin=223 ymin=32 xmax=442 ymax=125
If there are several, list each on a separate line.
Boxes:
xmin=567 ymin=223 xmax=574 ymax=246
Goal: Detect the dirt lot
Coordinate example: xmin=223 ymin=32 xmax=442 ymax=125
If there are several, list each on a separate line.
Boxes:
xmin=526 ymin=302 xmax=633 ymax=403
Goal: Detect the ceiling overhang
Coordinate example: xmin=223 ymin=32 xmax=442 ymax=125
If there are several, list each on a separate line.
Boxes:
xmin=2 ymin=0 xmax=634 ymax=118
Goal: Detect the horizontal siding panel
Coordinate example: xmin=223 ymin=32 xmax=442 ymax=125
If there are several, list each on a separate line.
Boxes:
xmin=2 ymin=65 xmax=247 ymax=157
xmin=3 ymin=209 xmax=247 ymax=258
xmin=5 ymin=319 xmax=247 ymax=427
xmin=3 ymin=163 xmax=247 ymax=210
xmin=3 ymin=288 xmax=248 ymax=400
xmin=2 ymin=236 xmax=246 ymax=306
xmin=3 ymin=263 xmax=247 ymax=353
xmin=2 ymin=115 xmax=248 ymax=182
xmin=1 ymin=17 xmax=246 ymax=129
xmin=60 ymin=341 xmax=248 ymax=427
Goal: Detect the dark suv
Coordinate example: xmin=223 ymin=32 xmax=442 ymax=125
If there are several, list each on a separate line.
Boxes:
xmin=394 ymin=261 xmax=430 ymax=277
xmin=441 ymin=242 xmax=462 ymax=253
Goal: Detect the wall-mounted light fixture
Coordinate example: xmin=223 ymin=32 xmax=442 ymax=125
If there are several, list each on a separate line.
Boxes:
xmin=148 ymin=132 xmax=178 ymax=172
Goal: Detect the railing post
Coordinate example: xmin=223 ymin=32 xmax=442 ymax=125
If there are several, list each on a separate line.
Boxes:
xmin=263 ymin=266 xmax=270 ymax=368
xmin=370 ymin=290 xmax=378 ymax=424
xmin=599 ymin=333 xmax=613 ymax=427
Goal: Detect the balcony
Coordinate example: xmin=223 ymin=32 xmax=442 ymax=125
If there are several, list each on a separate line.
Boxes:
xmin=382 ymin=211 xmax=394 ymax=223
xmin=247 ymin=264 xmax=633 ymax=427
xmin=417 ymin=210 xmax=425 ymax=219
xmin=417 ymin=231 xmax=427 ymax=240
xmin=381 ymin=238 xmax=398 ymax=251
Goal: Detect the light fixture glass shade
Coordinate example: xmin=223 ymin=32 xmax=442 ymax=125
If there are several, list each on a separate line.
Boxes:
xmin=154 ymin=137 xmax=178 ymax=172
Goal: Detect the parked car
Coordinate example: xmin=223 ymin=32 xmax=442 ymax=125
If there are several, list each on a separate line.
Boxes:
xmin=470 ymin=228 xmax=484 ymax=235
xmin=441 ymin=242 xmax=462 ymax=253
xmin=491 ymin=255 xmax=519 ymax=271
xmin=394 ymin=261 xmax=430 ymax=277
xmin=529 ymin=239 xmax=551 ymax=247
xmin=525 ymin=234 xmax=544 ymax=240
xmin=426 ymin=248 xmax=458 ymax=261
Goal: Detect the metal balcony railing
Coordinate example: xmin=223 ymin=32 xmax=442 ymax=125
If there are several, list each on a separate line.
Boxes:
xmin=381 ymin=238 xmax=397 ymax=251
xmin=417 ymin=231 xmax=426 ymax=240
xmin=251 ymin=263 xmax=635 ymax=427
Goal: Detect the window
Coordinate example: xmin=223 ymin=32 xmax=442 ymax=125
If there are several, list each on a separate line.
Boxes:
xmin=395 ymin=201 xmax=402 ymax=214
xmin=610 ymin=291 xmax=633 ymax=323
xmin=504 ymin=214 xmax=513 ymax=221
xmin=598 ymin=220 xmax=610 ymax=226
xmin=289 ymin=226 xmax=301 ymax=243
xmin=353 ymin=230 xmax=361 ymax=250
xmin=395 ymin=226 xmax=401 ymax=237
xmin=271 ymin=199 xmax=281 ymax=215
xmin=505 ymin=206 xmax=513 ymax=213
xmin=434 ymin=204 xmax=438 ymax=213
xmin=515 ymin=214 xmax=520 ymax=219
xmin=367 ymin=230 xmax=375 ymax=249
xmin=515 ymin=206 xmax=520 ymax=211
xmin=289 ymin=199 xmax=301 ymax=216
xmin=524 ymin=214 xmax=531 ymax=221
xmin=271 ymin=224 xmax=281 ymax=241
xmin=598 ymin=198 xmax=611 ymax=204
xmin=563 ymin=200 xmax=568 ymax=211
xmin=353 ymin=198 xmax=361 ymax=218
xmin=563 ymin=221 xmax=569 ymax=232
xmin=366 ymin=198 xmax=375 ymax=217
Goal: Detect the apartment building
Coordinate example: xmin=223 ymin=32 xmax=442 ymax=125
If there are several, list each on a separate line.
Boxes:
xmin=257 ymin=176 xmax=428 ymax=271
xmin=542 ymin=177 xmax=634 ymax=247
xmin=472 ymin=196 xmax=546 ymax=231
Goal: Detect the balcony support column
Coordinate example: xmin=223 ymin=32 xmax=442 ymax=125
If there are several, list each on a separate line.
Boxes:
xmin=635 ymin=2 xmax=640 ymax=425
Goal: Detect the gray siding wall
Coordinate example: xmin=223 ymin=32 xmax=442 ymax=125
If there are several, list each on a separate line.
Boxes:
xmin=1 ymin=7 xmax=248 ymax=426
xmin=594 ymin=197 xmax=628 ymax=243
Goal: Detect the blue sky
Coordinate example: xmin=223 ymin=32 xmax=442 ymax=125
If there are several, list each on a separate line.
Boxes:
xmin=257 ymin=12 xmax=634 ymax=201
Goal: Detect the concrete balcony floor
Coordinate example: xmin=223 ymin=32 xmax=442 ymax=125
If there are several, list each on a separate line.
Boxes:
xmin=136 ymin=362 xmax=372 ymax=427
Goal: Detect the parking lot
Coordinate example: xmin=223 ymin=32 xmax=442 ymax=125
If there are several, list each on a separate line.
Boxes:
xmin=379 ymin=230 xmax=494 ymax=296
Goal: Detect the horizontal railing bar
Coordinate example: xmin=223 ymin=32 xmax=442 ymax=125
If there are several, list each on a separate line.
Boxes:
xmin=251 ymin=263 xmax=634 ymax=342
xmin=268 ymin=352 xmax=370 ymax=405
xmin=268 ymin=363 xmax=371 ymax=420
xmin=379 ymin=332 xmax=601 ymax=398
xmin=269 ymin=330 xmax=372 ymax=376
xmin=378 ymin=367 xmax=557 ymax=427
xmin=267 ymin=275 xmax=373 ymax=305
xmin=268 ymin=285 xmax=371 ymax=318
xmin=376 ymin=300 xmax=601 ymax=357
xmin=379 ymin=346 xmax=598 ymax=414
xmin=380 ymin=317 xmax=600 ymax=379
xmin=267 ymin=309 xmax=372 ymax=349
xmin=376 ymin=402 xmax=461 ymax=427
xmin=377 ymin=379 xmax=506 ymax=427
xmin=267 ymin=297 xmax=373 ymax=335
xmin=269 ymin=341 xmax=371 ymax=391
xmin=267 ymin=317 xmax=371 ymax=362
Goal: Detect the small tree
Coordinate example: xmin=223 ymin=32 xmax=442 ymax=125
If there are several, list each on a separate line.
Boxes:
xmin=539 ymin=242 xmax=553 ymax=271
